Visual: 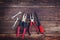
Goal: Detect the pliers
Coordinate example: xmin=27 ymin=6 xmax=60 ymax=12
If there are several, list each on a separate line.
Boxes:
xmin=21 ymin=13 xmax=27 ymax=39
xmin=11 ymin=11 xmax=22 ymax=37
xmin=34 ymin=12 xmax=44 ymax=34
xmin=30 ymin=13 xmax=38 ymax=33
xmin=16 ymin=13 xmax=29 ymax=39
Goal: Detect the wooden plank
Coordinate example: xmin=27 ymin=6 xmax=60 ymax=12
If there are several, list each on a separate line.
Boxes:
xmin=0 ymin=21 xmax=57 ymax=26
xmin=0 ymin=7 xmax=58 ymax=21
xmin=0 ymin=25 xmax=60 ymax=34
xmin=0 ymin=0 xmax=57 ymax=3
xmin=0 ymin=34 xmax=60 ymax=38
xmin=0 ymin=2 xmax=57 ymax=7
xmin=0 ymin=0 xmax=59 ymax=36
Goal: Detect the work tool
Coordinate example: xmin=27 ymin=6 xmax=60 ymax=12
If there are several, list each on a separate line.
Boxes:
xmin=34 ymin=12 xmax=44 ymax=34
xmin=30 ymin=13 xmax=39 ymax=33
xmin=16 ymin=13 xmax=29 ymax=39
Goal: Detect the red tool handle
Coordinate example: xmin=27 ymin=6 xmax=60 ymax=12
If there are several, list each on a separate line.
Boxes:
xmin=39 ymin=25 xmax=44 ymax=34
xmin=16 ymin=26 xmax=20 ymax=37
xmin=30 ymin=22 xmax=38 ymax=33
xmin=30 ymin=22 xmax=33 ymax=26
xmin=22 ymin=28 xmax=26 ymax=39
xmin=33 ymin=22 xmax=38 ymax=32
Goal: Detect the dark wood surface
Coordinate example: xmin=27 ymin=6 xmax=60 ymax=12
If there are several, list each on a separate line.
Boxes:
xmin=0 ymin=0 xmax=60 ymax=40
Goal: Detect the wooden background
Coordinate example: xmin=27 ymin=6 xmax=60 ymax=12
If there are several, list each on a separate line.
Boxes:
xmin=0 ymin=0 xmax=60 ymax=40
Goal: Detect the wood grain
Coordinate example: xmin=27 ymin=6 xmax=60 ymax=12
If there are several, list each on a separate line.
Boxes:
xmin=0 ymin=1 xmax=60 ymax=40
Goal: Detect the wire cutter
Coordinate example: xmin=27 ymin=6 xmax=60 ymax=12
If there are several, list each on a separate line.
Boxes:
xmin=16 ymin=13 xmax=29 ymax=39
xmin=11 ymin=11 xmax=22 ymax=37
xmin=30 ymin=13 xmax=38 ymax=33
xmin=34 ymin=12 xmax=44 ymax=34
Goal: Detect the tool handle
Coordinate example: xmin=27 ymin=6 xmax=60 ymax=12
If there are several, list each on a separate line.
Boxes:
xmin=22 ymin=28 xmax=26 ymax=39
xmin=39 ymin=25 xmax=44 ymax=33
xmin=30 ymin=22 xmax=33 ymax=26
xmin=16 ymin=26 xmax=20 ymax=37
xmin=33 ymin=22 xmax=38 ymax=32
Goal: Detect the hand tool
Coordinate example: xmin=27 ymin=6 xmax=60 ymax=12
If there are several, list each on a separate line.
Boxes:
xmin=34 ymin=12 xmax=44 ymax=34
xmin=21 ymin=13 xmax=27 ymax=39
xmin=16 ymin=13 xmax=28 ymax=39
xmin=30 ymin=13 xmax=38 ymax=33
xmin=11 ymin=11 xmax=22 ymax=37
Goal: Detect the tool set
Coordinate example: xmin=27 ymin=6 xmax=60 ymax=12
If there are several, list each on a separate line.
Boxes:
xmin=12 ymin=11 xmax=44 ymax=39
